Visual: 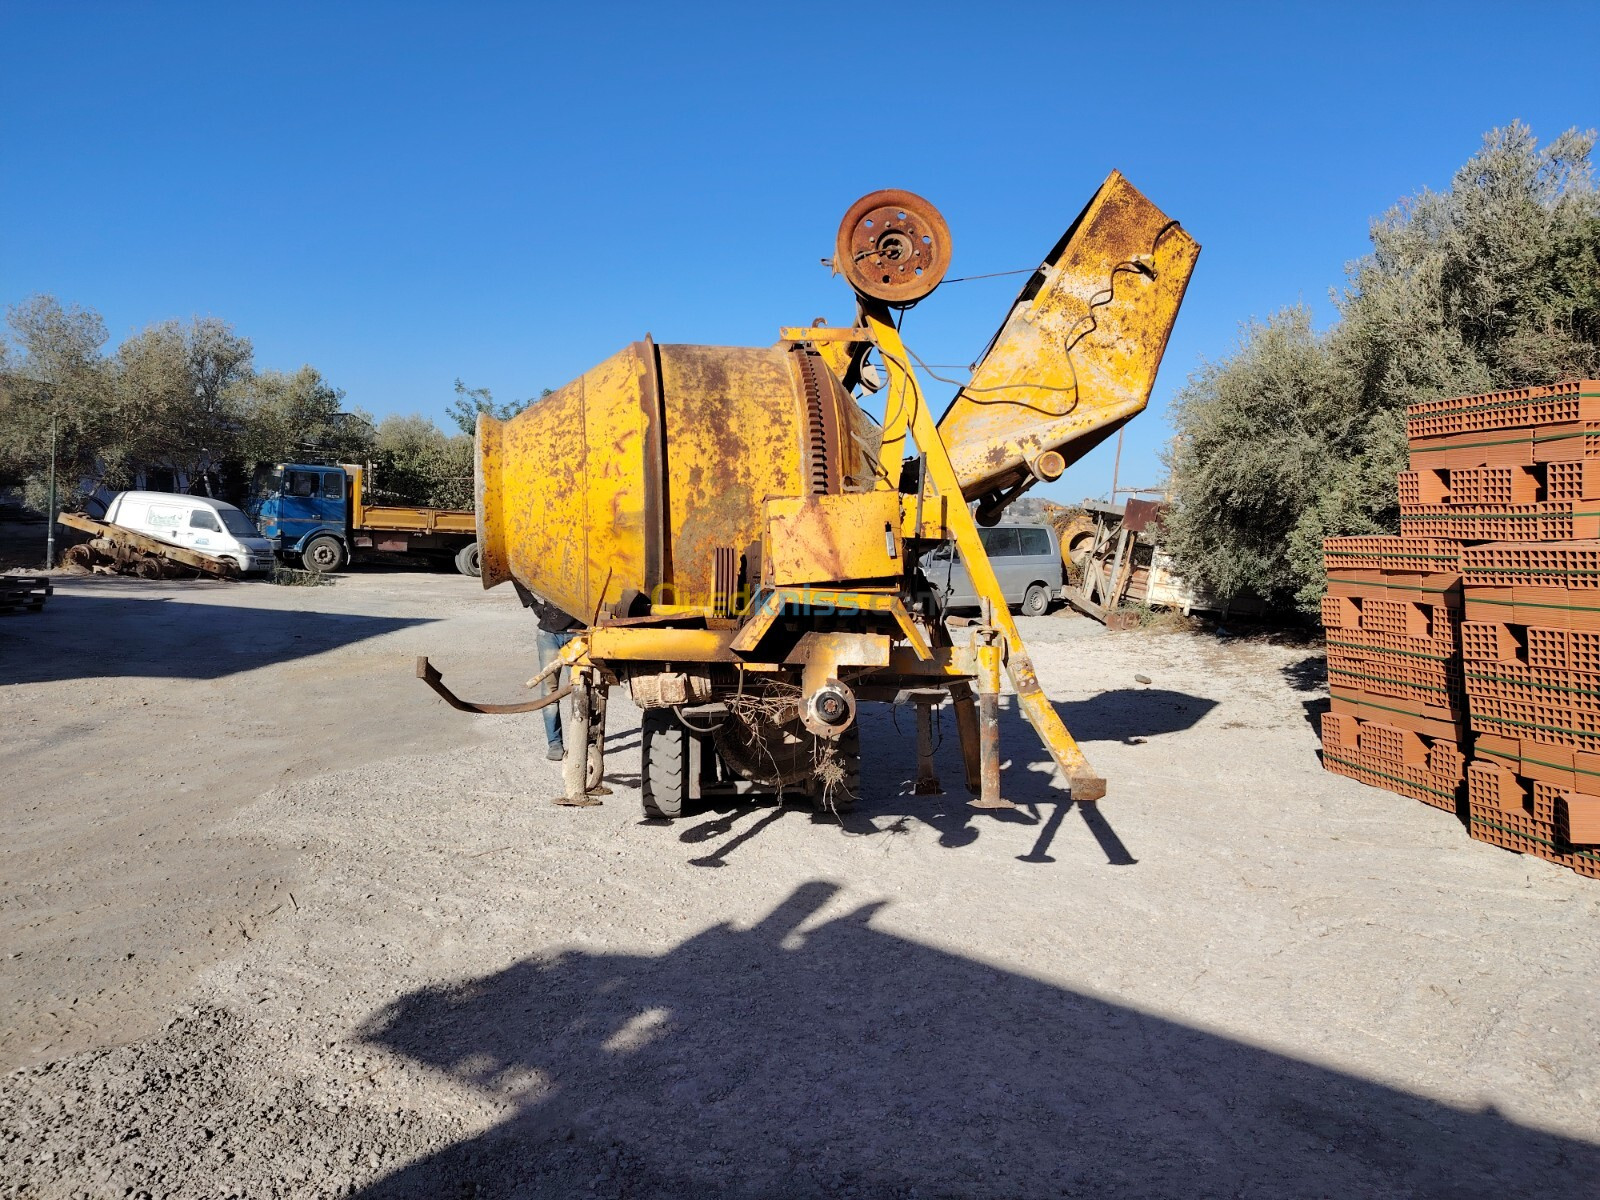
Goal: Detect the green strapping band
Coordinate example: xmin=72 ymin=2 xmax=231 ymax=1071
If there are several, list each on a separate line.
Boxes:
xmin=1472 ymin=711 xmax=1600 ymax=742
xmin=1465 ymin=670 xmax=1600 ymax=701
xmin=1411 ymin=427 xmax=1594 ymax=454
xmin=1329 ymin=667 xmax=1452 ymax=696
xmin=1324 ymin=753 xmax=1456 ymax=800
xmin=1327 ymin=639 xmax=1453 ymax=663
xmin=1461 ymin=567 xmax=1600 ymax=580
xmin=1470 ymin=814 xmax=1600 ymax=864
xmin=1409 ymin=390 xmax=1600 ymax=421
xmin=1463 ymin=596 xmax=1600 ymax=610
xmin=1521 ymin=752 xmax=1600 ymax=783
xmin=1338 ymin=695 xmax=1464 ymax=727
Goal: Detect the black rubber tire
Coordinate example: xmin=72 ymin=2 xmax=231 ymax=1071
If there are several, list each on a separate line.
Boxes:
xmin=641 ymin=709 xmax=690 ymax=819
xmin=302 ymin=535 xmax=347 ymax=573
xmin=1021 ymin=583 xmax=1050 ymax=617
xmin=455 ymin=541 xmax=482 ymax=577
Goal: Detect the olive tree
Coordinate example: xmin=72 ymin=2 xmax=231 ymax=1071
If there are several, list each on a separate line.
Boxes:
xmin=1164 ymin=123 xmax=1600 ymax=612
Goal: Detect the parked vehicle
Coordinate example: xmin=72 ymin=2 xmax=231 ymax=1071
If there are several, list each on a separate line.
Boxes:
xmin=254 ymin=463 xmax=479 ymax=574
xmin=100 ymin=491 xmax=275 ymax=574
xmin=920 ymin=523 xmax=1063 ymax=616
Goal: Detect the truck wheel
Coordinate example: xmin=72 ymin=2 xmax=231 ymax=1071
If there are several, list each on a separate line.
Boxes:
xmin=455 ymin=542 xmax=482 ymax=577
xmin=1021 ymin=583 xmax=1050 ymax=617
xmin=302 ymin=535 xmax=347 ymax=573
xmin=641 ymin=709 xmax=690 ymax=819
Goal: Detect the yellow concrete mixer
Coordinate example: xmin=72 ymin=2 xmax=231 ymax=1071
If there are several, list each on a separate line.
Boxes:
xmin=418 ymin=173 xmax=1198 ymax=816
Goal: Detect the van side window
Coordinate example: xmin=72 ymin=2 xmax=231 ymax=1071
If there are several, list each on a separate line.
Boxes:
xmin=322 ymin=473 xmax=345 ymax=501
xmin=189 ymin=510 xmax=221 ymax=532
xmin=1018 ymin=527 xmax=1051 ymax=556
xmin=288 ymin=471 xmax=318 ymax=498
xmin=980 ymin=528 xmax=1021 ymax=557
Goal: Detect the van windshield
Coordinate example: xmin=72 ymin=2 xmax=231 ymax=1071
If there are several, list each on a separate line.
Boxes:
xmin=218 ymin=509 xmax=261 ymax=537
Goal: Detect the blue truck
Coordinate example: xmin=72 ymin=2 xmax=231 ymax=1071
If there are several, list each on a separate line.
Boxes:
xmin=254 ymin=462 xmax=480 ymax=574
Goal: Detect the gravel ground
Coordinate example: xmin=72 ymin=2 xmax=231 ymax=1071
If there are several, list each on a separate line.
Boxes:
xmin=2 ymin=570 xmax=1597 ymax=1198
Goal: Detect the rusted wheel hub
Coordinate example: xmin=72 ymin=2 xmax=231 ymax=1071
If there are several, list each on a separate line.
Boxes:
xmin=834 ymin=188 xmax=951 ymax=305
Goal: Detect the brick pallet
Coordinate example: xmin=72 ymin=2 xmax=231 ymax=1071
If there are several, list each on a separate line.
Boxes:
xmin=1320 ymin=379 xmax=1600 ymax=881
xmin=1320 ymin=543 xmax=1469 ymax=811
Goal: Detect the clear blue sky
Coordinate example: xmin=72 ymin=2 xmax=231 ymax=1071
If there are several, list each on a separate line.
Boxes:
xmin=3 ymin=2 xmax=1597 ymax=504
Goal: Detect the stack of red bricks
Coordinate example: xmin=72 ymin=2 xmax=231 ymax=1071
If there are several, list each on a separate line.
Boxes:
xmin=1321 ymin=379 xmax=1600 ymax=881
xmin=1321 ymin=537 xmax=1469 ymax=811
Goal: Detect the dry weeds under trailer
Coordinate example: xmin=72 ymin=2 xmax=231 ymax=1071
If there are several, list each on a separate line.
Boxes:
xmin=420 ymin=175 xmax=1199 ymax=817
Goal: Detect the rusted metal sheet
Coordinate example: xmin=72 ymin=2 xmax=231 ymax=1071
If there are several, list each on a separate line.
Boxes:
xmin=1122 ymin=498 xmax=1169 ymax=534
xmin=936 ymin=171 xmax=1200 ymax=503
xmin=764 ymin=492 xmax=902 ymax=586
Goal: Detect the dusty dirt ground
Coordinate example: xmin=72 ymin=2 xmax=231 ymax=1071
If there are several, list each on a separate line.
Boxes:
xmin=2 ymin=569 xmax=1597 ymax=1198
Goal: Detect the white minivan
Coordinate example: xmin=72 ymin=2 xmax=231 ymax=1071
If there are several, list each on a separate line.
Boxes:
xmin=102 ymin=491 xmax=277 ymax=574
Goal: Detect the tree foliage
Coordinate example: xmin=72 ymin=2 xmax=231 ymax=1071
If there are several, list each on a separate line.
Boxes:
xmin=1164 ymin=123 xmax=1600 ymax=613
xmin=370 ymin=414 xmax=473 ymax=510
xmin=445 ymin=379 xmax=544 ymax=436
xmin=0 ymin=299 xmax=384 ymax=510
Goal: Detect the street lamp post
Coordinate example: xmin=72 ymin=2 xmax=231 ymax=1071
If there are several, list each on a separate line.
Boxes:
xmin=45 ymin=409 xmax=58 ymax=569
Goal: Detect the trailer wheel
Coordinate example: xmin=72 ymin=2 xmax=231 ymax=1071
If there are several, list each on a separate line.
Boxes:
xmin=641 ymin=708 xmax=690 ymax=819
xmin=455 ymin=541 xmax=482 ymax=577
xmin=302 ymin=535 xmax=347 ymax=573
xmin=1021 ymin=583 xmax=1050 ymax=617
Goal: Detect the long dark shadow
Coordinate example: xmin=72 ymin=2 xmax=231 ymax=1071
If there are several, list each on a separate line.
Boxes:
xmin=0 ymin=586 xmax=433 ymax=685
xmin=354 ymin=881 xmax=1598 ymax=1198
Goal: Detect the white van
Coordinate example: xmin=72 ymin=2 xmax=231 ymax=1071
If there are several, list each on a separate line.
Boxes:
xmin=102 ymin=491 xmax=277 ymax=574
xmin=920 ymin=523 xmax=1064 ymax=616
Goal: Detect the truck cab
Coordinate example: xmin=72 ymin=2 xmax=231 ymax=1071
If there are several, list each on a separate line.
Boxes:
xmin=255 ymin=464 xmax=353 ymax=570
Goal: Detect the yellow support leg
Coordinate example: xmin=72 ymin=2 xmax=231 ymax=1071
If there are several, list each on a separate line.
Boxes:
xmin=863 ymin=304 xmax=1106 ymax=802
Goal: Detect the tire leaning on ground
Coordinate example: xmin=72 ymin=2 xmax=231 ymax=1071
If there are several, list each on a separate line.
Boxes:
xmin=1021 ymin=583 xmax=1050 ymax=617
xmin=641 ymin=708 xmax=690 ymax=819
xmin=455 ymin=541 xmax=482 ymax=577
xmin=302 ymin=535 xmax=347 ymax=573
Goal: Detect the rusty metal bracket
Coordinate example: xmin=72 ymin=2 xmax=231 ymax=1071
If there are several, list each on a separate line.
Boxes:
xmin=778 ymin=326 xmax=872 ymax=343
xmin=417 ymin=656 xmax=573 ymax=715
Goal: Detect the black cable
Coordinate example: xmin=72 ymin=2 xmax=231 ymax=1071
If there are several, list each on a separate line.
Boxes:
xmin=943 ymin=266 xmax=1042 ymax=283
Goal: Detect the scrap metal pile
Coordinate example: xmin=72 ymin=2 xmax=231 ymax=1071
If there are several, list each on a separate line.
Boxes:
xmin=1321 ymin=379 xmax=1600 ymax=881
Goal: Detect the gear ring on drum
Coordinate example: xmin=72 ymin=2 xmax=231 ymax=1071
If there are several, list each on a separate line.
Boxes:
xmin=834 ymin=188 xmax=951 ymax=305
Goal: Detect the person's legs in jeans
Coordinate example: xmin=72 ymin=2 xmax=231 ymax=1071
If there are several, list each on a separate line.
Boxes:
xmin=535 ymin=628 xmax=573 ymax=758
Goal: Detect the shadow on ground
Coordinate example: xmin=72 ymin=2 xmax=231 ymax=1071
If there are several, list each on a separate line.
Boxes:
xmin=355 ymin=881 xmax=1597 ymax=1199
xmin=1281 ymin=652 xmax=1332 ymax=733
xmin=647 ymin=687 xmax=1218 ymax=867
xmin=0 ymin=581 xmax=432 ymax=685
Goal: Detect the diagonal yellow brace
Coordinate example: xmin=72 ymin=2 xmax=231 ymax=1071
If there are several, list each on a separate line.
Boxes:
xmin=863 ymin=304 xmax=1106 ymax=801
